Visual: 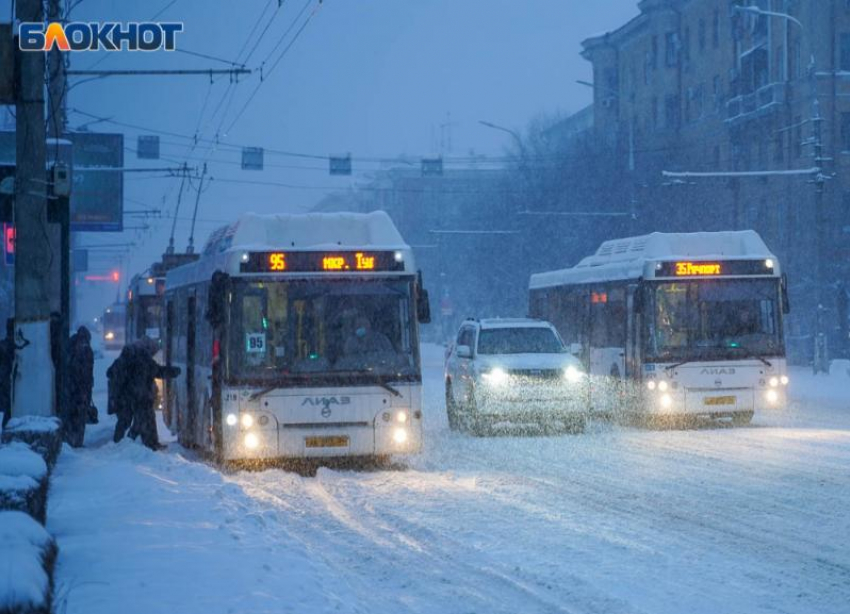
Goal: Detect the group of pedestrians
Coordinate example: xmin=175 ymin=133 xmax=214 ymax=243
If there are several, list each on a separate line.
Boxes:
xmin=107 ymin=337 xmax=180 ymax=451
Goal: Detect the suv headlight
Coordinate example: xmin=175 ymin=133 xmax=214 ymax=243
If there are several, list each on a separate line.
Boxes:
xmin=563 ymin=365 xmax=585 ymax=383
xmin=481 ymin=367 xmax=508 ymax=386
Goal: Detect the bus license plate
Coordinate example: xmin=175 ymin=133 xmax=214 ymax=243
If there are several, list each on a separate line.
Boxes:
xmin=704 ymin=396 xmax=736 ymax=406
xmin=305 ymin=436 xmax=349 ymax=448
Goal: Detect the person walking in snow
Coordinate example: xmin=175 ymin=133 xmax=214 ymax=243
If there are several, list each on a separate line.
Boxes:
xmin=126 ymin=337 xmax=180 ymax=451
xmin=107 ymin=343 xmax=137 ymax=443
xmin=66 ymin=326 xmax=95 ymax=447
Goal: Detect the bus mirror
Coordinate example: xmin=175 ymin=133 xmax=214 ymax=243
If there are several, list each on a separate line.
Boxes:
xmin=206 ymin=271 xmax=230 ymax=327
xmin=456 ymin=345 xmax=473 ymax=359
xmin=417 ymin=270 xmax=431 ymax=323
xmin=781 ymin=273 xmax=790 ymax=314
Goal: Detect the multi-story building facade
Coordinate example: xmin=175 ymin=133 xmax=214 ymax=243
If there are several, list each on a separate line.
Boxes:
xmin=582 ymin=0 xmax=850 ymax=362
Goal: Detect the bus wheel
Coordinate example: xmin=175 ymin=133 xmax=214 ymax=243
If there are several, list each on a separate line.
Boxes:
xmin=445 ymin=381 xmax=460 ymax=431
xmin=732 ymin=411 xmax=754 ymax=426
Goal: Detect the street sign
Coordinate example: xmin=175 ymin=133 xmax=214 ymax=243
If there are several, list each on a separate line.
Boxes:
xmin=242 ymin=146 xmax=263 ymax=170
xmin=329 ymin=154 xmax=352 ymax=176
xmin=0 ymin=131 xmax=124 ymax=231
xmin=0 ymin=25 xmax=13 ymax=105
xmin=73 ymin=248 xmax=88 ymax=272
xmin=422 ymin=157 xmax=443 ymax=176
xmin=137 ymin=135 xmax=160 ymax=160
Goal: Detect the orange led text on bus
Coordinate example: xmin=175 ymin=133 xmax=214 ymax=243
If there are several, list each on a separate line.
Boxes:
xmin=268 ymin=253 xmax=287 ymax=271
xmin=675 ymin=261 xmax=722 ymax=276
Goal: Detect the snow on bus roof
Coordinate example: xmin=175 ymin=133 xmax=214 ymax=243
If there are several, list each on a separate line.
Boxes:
xmin=202 ymin=210 xmax=409 ymax=255
xmin=529 ymin=230 xmax=776 ymax=289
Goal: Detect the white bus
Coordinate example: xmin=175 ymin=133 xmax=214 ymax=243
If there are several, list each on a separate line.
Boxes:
xmin=529 ymin=231 xmax=790 ymax=425
xmin=164 ymin=211 xmax=430 ymax=463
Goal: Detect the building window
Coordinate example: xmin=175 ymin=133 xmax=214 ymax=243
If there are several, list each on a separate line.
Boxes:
xmin=713 ymin=75 xmax=723 ymax=112
xmin=789 ymin=40 xmax=802 ymax=79
xmin=652 ymin=96 xmax=659 ymax=129
xmin=841 ymin=34 xmax=850 ymax=71
xmin=775 ymin=45 xmax=784 ymax=82
xmin=773 ymin=131 xmax=784 ymax=163
xmin=683 ymin=27 xmax=691 ymax=64
xmin=713 ymin=145 xmax=720 ymax=166
xmin=712 ymin=9 xmax=720 ymax=48
xmin=841 ymin=112 xmax=850 ymax=151
xmin=665 ymin=32 xmax=678 ymax=67
xmin=664 ymin=95 xmax=680 ymax=129
xmin=699 ymin=18 xmax=706 ymax=51
xmin=793 ymin=115 xmax=803 ymax=158
xmin=651 ymin=35 xmax=658 ymax=69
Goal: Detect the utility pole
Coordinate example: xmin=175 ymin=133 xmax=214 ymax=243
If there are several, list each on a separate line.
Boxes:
xmin=13 ymin=0 xmax=53 ymax=418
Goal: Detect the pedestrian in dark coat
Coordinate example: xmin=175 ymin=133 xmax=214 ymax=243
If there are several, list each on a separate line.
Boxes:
xmin=127 ymin=337 xmax=180 ymax=451
xmin=107 ymin=344 xmax=136 ymax=443
xmin=0 ymin=318 xmax=28 ymax=428
xmin=66 ymin=326 xmax=95 ymax=447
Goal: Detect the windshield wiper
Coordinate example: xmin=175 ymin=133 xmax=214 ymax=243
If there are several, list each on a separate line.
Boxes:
xmin=376 ymin=380 xmax=402 ymax=397
xmin=727 ymin=345 xmax=772 ymax=367
xmin=664 ymin=359 xmax=697 ymax=372
xmin=248 ymin=386 xmax=278 ymax=402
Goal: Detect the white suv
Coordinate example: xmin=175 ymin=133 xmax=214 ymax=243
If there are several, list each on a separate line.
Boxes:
xmin=444 ymin=318 xmax=588 ymax=435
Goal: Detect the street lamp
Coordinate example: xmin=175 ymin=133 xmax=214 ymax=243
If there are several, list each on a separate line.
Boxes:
xmin=733 ymin=4 xmax=828 ymax=372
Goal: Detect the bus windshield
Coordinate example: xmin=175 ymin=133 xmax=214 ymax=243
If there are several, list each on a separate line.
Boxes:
xmin=229 ymin=278 xmax=419 ymax=384
xmin=134 ymin=296 xmax=162 ymax=340
xmin=645 ymin=279 xmax=782 ymax=361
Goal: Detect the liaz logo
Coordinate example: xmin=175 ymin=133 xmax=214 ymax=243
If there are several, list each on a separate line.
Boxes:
xmin=19 ymin=22 xmax=183 ymax=52
xmin=301 ymin=396 xmax=351 ymax=408
xmin=701 ymin=367 xmax=736 ymax=375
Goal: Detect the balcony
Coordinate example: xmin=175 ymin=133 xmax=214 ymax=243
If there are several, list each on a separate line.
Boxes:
xmin=726 ymin=82 xmax=788 ymax=125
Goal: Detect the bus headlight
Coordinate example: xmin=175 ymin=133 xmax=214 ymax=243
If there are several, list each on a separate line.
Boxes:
xmin=396 ymin=410 xmax=408 ymax=424
xmin=646 ymin=380 xmax=656 ymax=391
xmin=244 ymin=433 xmax=259 ymax=449
xmin=765 ymin=389 xmax=779 ymax=404
xmin=657 ymin=380 xmax=669 ymax=392
xmin=105 ymin=331 xmax=115 ymax=340
xmin=660 ymin=393 xmax=673 ymax=409
xmin=226 ymin=413 xmax=238 ymax=426
xmin=241 ymin=414 xmax=254 ymax=429
xmin=393 ymin=428 xmax=408 ymax=444
xmin=563 ymin=366 xmax=584 ymax=383
xmin=768 ymin=376 xmax=779 ymax=388
xmin=780 ymin=375 xmax=789 ymax=386
xmin=482 ymin=367 xmax=508 ymax=386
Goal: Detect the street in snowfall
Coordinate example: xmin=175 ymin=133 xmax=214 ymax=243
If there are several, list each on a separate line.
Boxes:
xmin=45 ymin=346 xmax=850 ymax=614
xmin=3 ymin=1 xmax=850 ymax=614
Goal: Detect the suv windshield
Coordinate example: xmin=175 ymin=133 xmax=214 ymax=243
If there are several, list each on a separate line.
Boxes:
xmin=477 ymin=327 xmax=564 ymax=355
xmin=229 ymin=278 xmax=419 ymax=384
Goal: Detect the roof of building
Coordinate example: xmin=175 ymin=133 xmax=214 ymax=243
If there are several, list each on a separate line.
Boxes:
xmin=529 ymin=230 xmax=776 ymax=289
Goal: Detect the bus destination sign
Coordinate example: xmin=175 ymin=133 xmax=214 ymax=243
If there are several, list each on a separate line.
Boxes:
xmin=656 ymin=259 xmax=775 ymax=278
xmin=240 ymin=251 xmax=405 ymax=274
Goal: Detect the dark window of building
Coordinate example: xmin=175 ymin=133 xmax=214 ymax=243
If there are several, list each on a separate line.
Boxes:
xmin=652 ymin=96 xmax=659 ymax=128
xmin=683 ymin=26 xmax=691 ymax=64
xmin=793 ymin=115 xmax=803 ymax=158
xmin=699 ymin=18 xmax=706 ymax=51
xmin=713 ymin=145 xmax=720 ymax=166
xmin=713 ymin=75 xmax=722 ymax=112
xmin=789 ymin=40 xmax=802 ymax=78
xmin=665 ymin=32 xmax=678 ymax=67
xmin=841 ymin=34 xmax=850 ymax=71
xmin=712 ymin=10 xmax=720 ymax=48
xmin=774 ymin=131 xmax=785 ymax=163
xmin=665 ymin=95 xmax=680 ymax=129
xmin=651 ymin=35 xmax=658 ymax=69
xmin=841 ymin=112 xmax=850 ymax=151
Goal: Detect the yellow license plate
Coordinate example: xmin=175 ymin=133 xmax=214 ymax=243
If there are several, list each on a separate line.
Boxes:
xmin=305 ymin=436 xmax=349 ymax=448
xmin=704 ymin=396 xmax=736 ymax=406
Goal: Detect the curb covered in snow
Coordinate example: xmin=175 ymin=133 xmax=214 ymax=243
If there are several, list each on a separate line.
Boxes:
xmin=0 ymin=511 xmax=57 ymax=614
xmin=1 ymin=417 xmax=63 ymax=472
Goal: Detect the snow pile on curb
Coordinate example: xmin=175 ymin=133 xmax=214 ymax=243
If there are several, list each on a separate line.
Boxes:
xmin=1 ymin=418 xmax=62 ymax=471
xmin=0 ymin=511 xmax=57 ymax=614
xmin=0 ymin=443 xmax=50 ymax=523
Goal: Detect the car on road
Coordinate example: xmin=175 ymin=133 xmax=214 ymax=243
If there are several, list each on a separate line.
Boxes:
xmin=444 ymin=318 xmax=588 ymax=435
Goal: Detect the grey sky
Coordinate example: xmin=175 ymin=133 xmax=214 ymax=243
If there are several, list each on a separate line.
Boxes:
xmin=5 ymin=0 xmax=641 ymax=316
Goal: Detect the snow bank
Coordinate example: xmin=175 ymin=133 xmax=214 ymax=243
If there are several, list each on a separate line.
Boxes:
xmin=0 ymin=510 xmax=56 ymax=614
xmin=0 ymin=442 xmax=50 ymax=524
xmin=1 ymin=417 xmax=62 ymax=471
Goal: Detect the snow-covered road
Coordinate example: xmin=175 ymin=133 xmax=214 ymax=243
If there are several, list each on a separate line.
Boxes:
xmin=47 ymin=346 xmax=850 ymax=614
